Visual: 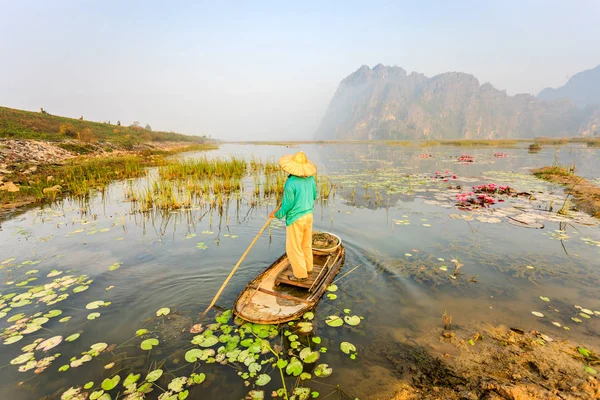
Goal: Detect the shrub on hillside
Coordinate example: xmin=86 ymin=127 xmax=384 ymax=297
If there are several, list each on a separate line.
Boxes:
xmin=78 ymin=128 xmax=97 ymax=143
xmin=59 ymin=123 xmax=77 ymax=138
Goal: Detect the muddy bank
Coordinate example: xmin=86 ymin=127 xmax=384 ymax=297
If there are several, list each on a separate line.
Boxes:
xmin=376 ymin=324 xmax=599 ymax=399
xmin=532 ymin=166 xmax=600 ymax=219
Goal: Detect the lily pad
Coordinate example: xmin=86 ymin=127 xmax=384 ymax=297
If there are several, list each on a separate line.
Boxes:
xmin=297 ymin=322 xmax=313 ymax=333
xmin=185 ymin=349 xmax=205 ymax=363
xmin=36 ymin=336 xmax=63 ymax=351
xmin=168 ymin=377 xmax=187 ymax=392
xmin=325 ymin=316 xmax=343 ymax=327
xmin=285 ymin=357 xmax=303 ymax=376
xmin=302 ymin=311 xmax=314 ymax=320
xmin=140 ymin=338 xmax=159 ymax=350
xmin=146 ymin=369 xmax=163 ymax=382
xmin=540 ymin=296 xmax=550 ymax=302
xmin=326 ymin=284 xmax=338 ymax=292
xmin=340 ymin=341 xmax=356 ymax=354
xmin=101 ymin=375 xmax=120 ymax=390
xmin=86 ymin=301 xmax=105 ymax=310
xmin=44 ymin=309 xmax=63 ymax=318
xmin=299 ymin=347 xmax=320 ymax=363
xmin=531 ymin=311 xmax=544 ymax=318
xmin=326 ymin=293 xmax=337 ymax=300
xmin=65 ymin=334 xmax=80 ymax=342
xmin=344 ymin=315 xmax=361 ymax=326
xmin=87 ymin=312 xmax=101 ymax=320
xmin=255 ymin=374 xmax=271 ymax=386
xmin=73 ymin=285 xmax=89 ymax=293
xmin=108 ymin=263 xmax=121 ymax=271
xmin=123 ymin=373 xmax=141 ymax=387
xmin=156 ymin=307 xmax=170 ymax=316
xmin=136 ymin=329 xmax=149 ymax=336
xmin=10 ymin=352 xmax=34 ymax=365
xmin=314 ymin=364 xmax=332 ymax=378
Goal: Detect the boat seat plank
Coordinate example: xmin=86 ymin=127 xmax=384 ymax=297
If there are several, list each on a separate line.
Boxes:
xmin=247 ymin=285 xmax=312 ymax=304
xmin=275 ymin=263 xmax=326 ymax=289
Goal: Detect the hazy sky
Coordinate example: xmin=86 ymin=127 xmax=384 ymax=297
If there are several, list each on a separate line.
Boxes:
xmin=1 ymin=1 xmax=599 ymax=140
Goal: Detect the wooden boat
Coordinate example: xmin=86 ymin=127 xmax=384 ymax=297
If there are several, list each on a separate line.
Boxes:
xmin=233 ymin=240 xmax=345 ymax=324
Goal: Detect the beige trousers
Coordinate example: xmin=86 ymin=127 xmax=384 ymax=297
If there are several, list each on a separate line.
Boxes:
xmin=286 ymin=213 xmax=314 ymax=278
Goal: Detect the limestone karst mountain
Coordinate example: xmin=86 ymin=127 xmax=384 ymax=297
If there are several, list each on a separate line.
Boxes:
xmin=315 ymin=64 xmax=599 ymax=140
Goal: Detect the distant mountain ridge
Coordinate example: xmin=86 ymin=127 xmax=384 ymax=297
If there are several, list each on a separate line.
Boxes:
xmin=315 ymin=64 xmax=600 ymax=140
xmin=538 ymin=64 xmax=600 ymax=108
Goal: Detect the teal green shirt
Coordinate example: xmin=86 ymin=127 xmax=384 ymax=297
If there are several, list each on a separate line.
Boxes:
xmin=275 ymin=175 xmax=317 ymax=226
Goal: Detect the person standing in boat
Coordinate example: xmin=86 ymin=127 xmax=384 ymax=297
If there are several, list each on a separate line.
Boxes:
xmin=269 ymin=151 xmax=318 ymax=282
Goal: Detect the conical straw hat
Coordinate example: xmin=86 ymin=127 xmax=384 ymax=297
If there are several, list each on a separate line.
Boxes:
xmin=278 ymin=151 xmax=317 ymax=177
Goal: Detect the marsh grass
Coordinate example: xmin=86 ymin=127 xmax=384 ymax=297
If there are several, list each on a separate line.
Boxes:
xmin=126 ymin=157 xmax=335 ymax=214
xmin=0 ymin=156 xmax=148 ymax=207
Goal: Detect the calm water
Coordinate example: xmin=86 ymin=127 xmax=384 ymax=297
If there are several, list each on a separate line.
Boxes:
xmin=1 ymin=143 xmax=600 ymax=399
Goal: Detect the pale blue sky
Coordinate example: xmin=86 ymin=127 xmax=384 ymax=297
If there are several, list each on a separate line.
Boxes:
xmin=1 ymin=1 xmax=599 ymax=140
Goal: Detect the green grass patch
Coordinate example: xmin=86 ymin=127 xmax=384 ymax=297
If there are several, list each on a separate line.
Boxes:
xmin=0 ymin=106 xmax=206 ymax=147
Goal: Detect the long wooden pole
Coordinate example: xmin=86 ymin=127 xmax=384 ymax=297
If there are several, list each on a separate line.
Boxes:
xmin=202 ymin=217 xmax=273 ymax=316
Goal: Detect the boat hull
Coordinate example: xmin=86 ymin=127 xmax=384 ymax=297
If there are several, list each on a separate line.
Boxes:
xmin=233 ymin=246 xmax=345 ymax=324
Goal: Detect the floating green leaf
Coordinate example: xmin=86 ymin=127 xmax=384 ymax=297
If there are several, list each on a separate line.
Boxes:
xmin=156 ymin=307 xmax=170 ymax=317
xmin=90 ymin=390 xmax=104 ymax=400
xmin=4 ymin=335 xmax=23 ymax=344
xmin=108 ymin=262 xmax=121 ymax=271
xmin=73 ymin=285 xmax=89 ymax=293
xmin=539 ymin=296 xmax=550 ymax=302
xmin=286 ymin=357 xmax=303 ymax=376
xmin=190 ymin=372 xmax=206 ymax=384
xmin=255 ymin=374 xmax=271 ymax=386
xmin=146 ymin=369 xmax=163 ymax=382
xmin=326 ymin=293 xmax=337 ymax=300
xmin=277 ymin=359 xmax=288 ymax=369
xmin=299 ymin=347 xmax=320 ymax=363
xmin=326 ymin=284 xmax=338 ymax=292
xmin=297 ymin=322 xmax=313 ymax=333
xmin=10 ymin=352 xmax=34 ymax=365
xmin=168 ymin=377 xmax=188 ymax=392
xmin=84 ymin=381 xmax=94 ymax=390
xmin=101 ymin=375 xmax=120 ymax=390
xmin=65 ymin=333 xmax=80 ymax=342
xmin=340 ymin=341 xmax=356 ymax=354
xmin=86 ymin=301 xmax=105 ymax=310
xmin=531 ymin=311 xmax=544 ymax=318
xmin=136 ymin=329 xmax=149 ymax=336
xmin=44 ymin=309 xmax=63 ymax=318
xmin=185 ymin=349 xmax=205 ymax=363
xmin=344 ymin=315 xmax=361 ymax=326
xmin=140 ymin=338 xmax=159 ymax=350
xmin=123 ymin=373 xmax=140 ymax=387
xmin=302 ymin=311 xmax=314 ymax=320
xmin=314 ymin=364 xmax=332 ymax=378
xmin=215 ymin=310 xmax=232 ymax=324
xmin=325 ymin=316 xmax=343 ymax=327
xmin=87 ymin=312 xmax=101 ymax=320
xmin=312 ymin=337 xmax=322 ymax=344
